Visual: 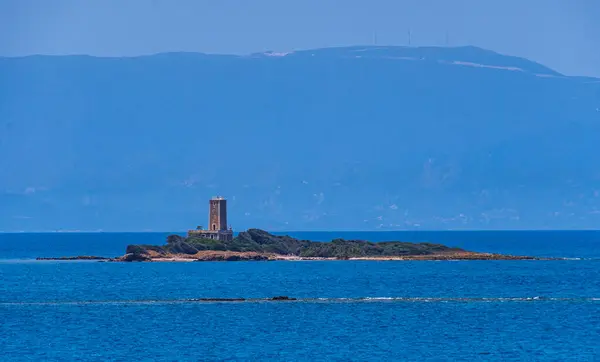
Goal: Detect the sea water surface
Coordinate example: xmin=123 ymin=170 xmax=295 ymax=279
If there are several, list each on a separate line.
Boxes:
xmin=1 ymin=231 xmax=599 ymax=360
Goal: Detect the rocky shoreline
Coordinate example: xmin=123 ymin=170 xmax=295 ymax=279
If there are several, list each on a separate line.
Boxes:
xmin=36 ymin=251 xmax=543 ymax=262
xmin=36 ymin=228 xmax=545 ymax=262
xmin=36 ymin=256 xmax=111 ymax=261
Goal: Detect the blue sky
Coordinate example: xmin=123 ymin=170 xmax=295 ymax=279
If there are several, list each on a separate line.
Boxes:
xmin=1 ymin=0 xmax=599 ymax=77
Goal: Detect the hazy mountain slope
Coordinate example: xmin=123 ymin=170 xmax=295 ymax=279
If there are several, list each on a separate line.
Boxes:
xmin=1 ymin=46 xmax=599 ymax=231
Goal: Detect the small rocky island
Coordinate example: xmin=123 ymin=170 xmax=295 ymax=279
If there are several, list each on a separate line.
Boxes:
xmin=38 ymin=228 xmax=537 ymax=262
xmin=36 ymin=197 xmax=539 ymax=262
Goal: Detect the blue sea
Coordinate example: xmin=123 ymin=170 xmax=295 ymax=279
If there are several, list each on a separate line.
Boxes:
xmin=1 ymin=231 xmax=599 ymax=361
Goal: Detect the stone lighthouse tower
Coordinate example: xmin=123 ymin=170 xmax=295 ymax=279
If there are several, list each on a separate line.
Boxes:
xmin=187 ymin=196 xmax=233 ymax=241
xmin=209 ymin=196 xmax=228 ymax=231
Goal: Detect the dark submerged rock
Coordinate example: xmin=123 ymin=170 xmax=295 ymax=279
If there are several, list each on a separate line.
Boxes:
xmin=189 ymin=297 xmax=296 ymax=302
xmin=271 ymin=296 xmax=297 ymax=301
xmin=194 ymin=298 xmax=246 ymax=302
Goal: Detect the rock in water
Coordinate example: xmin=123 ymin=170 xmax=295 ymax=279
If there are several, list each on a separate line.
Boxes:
xmin=35 ymin=256 xmax=109 ymax=261
xmin=271 ymin=296 xmax=297 ymax=301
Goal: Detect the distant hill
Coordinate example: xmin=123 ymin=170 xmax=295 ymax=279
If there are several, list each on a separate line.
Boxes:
xmin=1 ymin=46 xmax=599 ymax=231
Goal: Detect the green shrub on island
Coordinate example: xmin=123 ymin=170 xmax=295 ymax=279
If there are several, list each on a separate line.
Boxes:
xmin=126 ymin=228 xmax=463 ymax=258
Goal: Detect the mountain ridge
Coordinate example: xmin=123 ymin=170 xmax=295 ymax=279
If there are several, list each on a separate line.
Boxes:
xmin=1 ymin=46 xmax=599 ymax=231
xmin=0 ymin=45 xmax=567 ymax=77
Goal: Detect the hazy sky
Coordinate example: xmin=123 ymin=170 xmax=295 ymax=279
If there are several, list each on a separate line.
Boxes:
xmin=1 ymin=0 xmax=599 ymax=77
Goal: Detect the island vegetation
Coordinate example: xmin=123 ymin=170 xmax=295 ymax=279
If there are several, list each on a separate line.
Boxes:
xmin=129 ymin=228 xmax=465 ymax=258
xmin=36 ymin=228 xmax=539 ymax=262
